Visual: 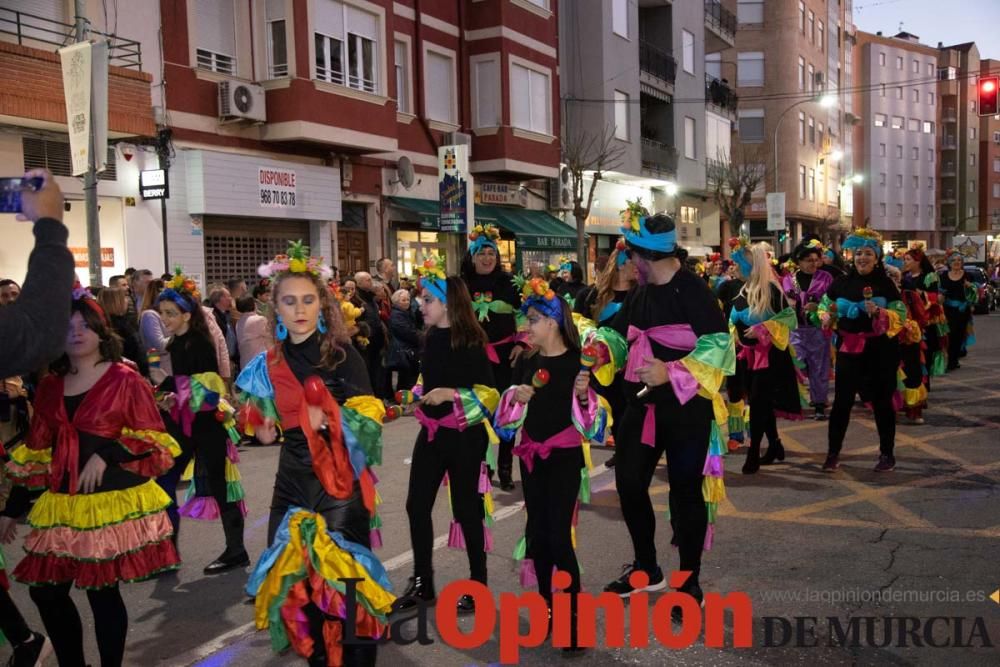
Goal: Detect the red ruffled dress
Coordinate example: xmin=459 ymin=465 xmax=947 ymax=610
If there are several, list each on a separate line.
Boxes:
xmin=5 ymin=364 xmax=182 ymax=588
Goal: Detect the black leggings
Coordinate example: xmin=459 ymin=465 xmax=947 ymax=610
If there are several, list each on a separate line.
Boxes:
xmin=29 ymin=583 xmax=127 ymax=667
xmin=0 ymin=586 xmax=32 ymax=646
xmin=614 ymin=401 xmax=711 ymax=583
xmin=828 ymin=344 xmax=897 ymax=458
xmin=945 ymin=307 xmax=970 ymax=366
xmin=520 ymin=447 xmax=584 ymax=601
xmin=405 ymin=425 xmax=488 ymax=584
xmin=749 ymin=393 xmax=780 ymax=451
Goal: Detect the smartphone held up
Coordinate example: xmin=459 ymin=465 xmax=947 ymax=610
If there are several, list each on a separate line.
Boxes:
xmin=0 ymin=177 xmax=45 ymax=215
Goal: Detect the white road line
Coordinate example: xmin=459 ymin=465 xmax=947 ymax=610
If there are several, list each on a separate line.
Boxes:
xmin=169 ymin=462 xmax=613 ymax=666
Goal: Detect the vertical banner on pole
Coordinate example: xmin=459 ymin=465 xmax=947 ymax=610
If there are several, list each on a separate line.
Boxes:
xmin=91 ymin=40 xmax=109 ymax=172
xmin=438 ymin=144 xmax=471 ymax=233
xmin=59 ymin=42 xmax=93 ymax=176
xmin=766 ymin=192 xmax=786 ymax=232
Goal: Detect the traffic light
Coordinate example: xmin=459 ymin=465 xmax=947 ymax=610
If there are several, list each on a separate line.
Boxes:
xmin=978 ymin=76 xmax=999 ymax=116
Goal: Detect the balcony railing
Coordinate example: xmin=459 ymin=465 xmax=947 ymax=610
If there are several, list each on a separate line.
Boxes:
xmin=0 ymin=7 xmax=142 ymax=69
xmin=941 ymin=190 xmax=956 ymax=203
xmin=641 ymin=138 xmax=679 ymax=175
xmin=705 ymin=74 xmax=738 ymax=114
xmin=639 ymin=40 xmax=676 ymax=85
xmin=941 ymin=136 xmax=957 ymax=149
xmin=704 ymin=1 xmax=736 ymax=42
xmin=941 ymin=217 xmax=957 ymax=227
xmin=943 ymin=109 xmax=958 ymax=123
xmin=941 ymin=162 xmax=956 ymax=176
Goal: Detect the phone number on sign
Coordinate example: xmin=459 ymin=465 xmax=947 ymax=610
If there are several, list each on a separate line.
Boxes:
xmin=260 ymin=189 xmax=296 ymax=207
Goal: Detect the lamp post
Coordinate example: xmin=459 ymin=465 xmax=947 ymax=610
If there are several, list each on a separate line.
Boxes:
xmin=772 ymin=94 xmax=837 ymax=251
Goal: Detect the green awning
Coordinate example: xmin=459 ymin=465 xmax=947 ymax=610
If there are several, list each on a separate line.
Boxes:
xmin=388 ymin=196 xmax=439 ymax=230
xmin=474 ymin=204 xmax=579 ymax=250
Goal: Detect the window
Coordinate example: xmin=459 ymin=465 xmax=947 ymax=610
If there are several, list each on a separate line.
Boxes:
xmin=994 ymin=183 xmax=1000 ymax=198
xmin=874 ymin=113 xmax=886 ymax=127
xmin=808 ymin=116 xmax=815 ymax=145
xmin=912 ymin=59 xmax=919 ymax=74
xmin=911 ymin=89 xmax=919 ymax=103
xmin=928 ymin=92 xmax=934 ymax=105
xmin=913 ymin=175 xmax=919 ymax=189
xmin=928 ymin=204 xmax=934 ymax=219
xmin=896 ymin=203 xmax=903 ymax=217
xmin=969 ymin=180 xmax=976 ymax=193
xmin=895 ymin=87 xmax=902 ymax=100
xmin=612 ymin=0 xmax=628 ymax=38
xmin=471 ymin=56 xmax=499 ymax=127
xmin=817 ymin=20 xmax=824 ymax=51
xmin=798 ymin=111 xmax=806 ymax=144
xmin=425 ymin=49 xmax=456 ymax=123
xmin=394 ymin=40 xmax=412 ymax=114
xmin=896 ymin=56 xmax=903 ymax=70
xmin=264 ymin=0 xmax=287 ymax=78
xmin=706 ymin=53 xmax=721 ymax=79
xmin=613 ymin=90 xmax=629 ymax=140
xmin=880 ymin=83 xmax=886 ymax=97
xmin=799 ymin=165 xmax=807 ymax=198
xmin=738 ymin=109 xmax=765 ymax=142
xmin=879 ymin=172 xmax=886 ymax=186
xmin=895 ymin=144 xmax=903 ymax=158
xmin=798 ymin=57 xmax=805 ymax=90
xmin=879 ymin=52 xmax=886 ymax=66
xmin=878 ymin=143 xmax=886 ymax=156
xmin=928 ymin=177 xmax=934 ymax=189
xmin=907 ymin=118 xmax=919 ymax=132
xmin=798 ymin=1 xmax=805 ymax=32
xmin=511 ymin=62 xmax=551 ymax=134
xmin=314 ymin=1 xmax=380 ymax=94
xmin=194 ymin=0 xmax=236 ymax=74
xmin=913 ymin=204 xmax=919 ymax=217
xmin=969 ymin=153 xmax=976 ymax=166
xmin=684 ymin=117 xmax=696 ymax=159
xmin=738 ymin=52 xmax=764 ymax=86
xmin=970 ymin=127 xmax=977 ymax=140
xmin=940 ymin=66 xmax=956 ymax=80
xmin=912 ymin=147 xmax=919 ymax=159
xmin=968 ymin=206 xmax=976 ymax=217
xmin=737 ymin=0 xmax=763 ymax=24
xmin=891 ymin=116 xmax=903 ymax=129
xmin=927 ymin=62 xmax=934 ymax=76
xmin=994 ymin=158 xmax=1000 ymax=172
xmin=927 ymin=149 xmax=933 ymax=162
xmin=808 ymin=64 xmax=815 ymax=92
xmin=682 ymin=30 xmax=695 ymax=74
xmin=808 ymin=168 xmax=815 ymax=200
xmin=995 ymin=131 xmax=1000 ymax=143
xmin=807 ymin=10 xmax=814 ymax=43
xmin=879 ymin=203 xmax=886 ymax=217
xmin=680 ymin=206 xmax=699 ymax=225
xmin=971 ymin=100 xmax=977 ymax=112
xmin=895 ymin=174 xmax=902 ymax=188
xmin=922 ymin=121 xmax=934 ymax=134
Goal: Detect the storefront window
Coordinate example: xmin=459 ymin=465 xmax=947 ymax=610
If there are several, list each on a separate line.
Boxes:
xmin=519 ymin=250 xmax=578 ymax=278
xmin=496 ymin=238 xmax=516 ymax=272
xmin=396 ymin=230 xmax=445 ymax=277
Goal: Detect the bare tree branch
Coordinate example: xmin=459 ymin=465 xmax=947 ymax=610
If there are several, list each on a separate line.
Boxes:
xmin=708 ymin=143 xmax=769 ymax=240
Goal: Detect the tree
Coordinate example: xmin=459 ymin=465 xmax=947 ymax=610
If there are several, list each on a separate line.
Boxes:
xmin=707 ymin=144 xmax=768 ymax=242
xmin=563 ymin=124 xmax=626 ymax=281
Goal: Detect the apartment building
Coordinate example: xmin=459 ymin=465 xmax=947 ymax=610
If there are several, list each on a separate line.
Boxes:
xmin=978 ymin=58 xmax=1000 ymax=233
xmin=853 ymin=31 xmax=939 ymax=245
xmin=0 ymin=0 xmax=161 ymax=283
xmin=725 ymin=0 xmax=853 ymax=245
xmin=559 ymin=0 xmax=736 ymax=259
xmin=937 ymin=41 xmax=981 ymax=240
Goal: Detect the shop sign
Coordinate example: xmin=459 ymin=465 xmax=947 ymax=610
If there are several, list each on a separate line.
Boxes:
xmin=749 ymin=200 xmax=767 ymax=214
xmin=519 ymin=235 xmax=576 ymax=249
xmin=259 ymin=167 xmax=298 ymax=208
xmin=69 ymin=246 xmax=114 ymax=268
xmin=439 ymin=145 xmax=469 ymax=233
xmin=475 ymin=182 xmax=526 ymax=207
xmin=139 ymin=169 xmax=169 ymax=200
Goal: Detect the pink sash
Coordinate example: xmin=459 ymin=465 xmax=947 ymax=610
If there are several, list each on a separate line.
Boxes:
xmin=736 ymin=324 xmax=774 ymax=370
xmin=624 ymin=324 xmax=698 ymax=382
xmin=512 ymin=425 xmax=580 ymax=473
xmin=414 ymin=407 xmax=461 ymax=442
xmin=839 ymin=331 xmax=878 ymax=355
xmin=485 ymin=335 xmax=516 ymax=364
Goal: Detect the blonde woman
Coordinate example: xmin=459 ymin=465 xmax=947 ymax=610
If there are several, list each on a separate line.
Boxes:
xmin=728 ymin=243 xmax=805 ymax=474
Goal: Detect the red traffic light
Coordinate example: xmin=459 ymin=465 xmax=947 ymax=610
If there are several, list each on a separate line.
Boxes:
xmin=979 ymin=76 xmax=999 ymax=116
xmin=981 ymin=79 xmax=996 ymax=93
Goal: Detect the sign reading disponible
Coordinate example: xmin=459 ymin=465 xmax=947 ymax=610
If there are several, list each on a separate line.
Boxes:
xmin=259 ymin=167 xmax=298 ymax=208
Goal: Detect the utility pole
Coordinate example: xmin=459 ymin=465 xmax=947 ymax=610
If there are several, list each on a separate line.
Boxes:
xmin=74 ymin=0 xmax=102 ymax=287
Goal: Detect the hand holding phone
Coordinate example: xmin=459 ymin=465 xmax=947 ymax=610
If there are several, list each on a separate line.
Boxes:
xmin=0 ymin=169 xmax=63 ymax=222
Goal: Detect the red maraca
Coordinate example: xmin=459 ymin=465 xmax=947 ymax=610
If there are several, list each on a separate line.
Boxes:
xmin=214 ymin=409 xmax=227 ymax=423
xmin=384 ymin=405 xmax=403 ymax=422
xmin=244 ymin=404 xmax=265 ymax=428
xmin=303 ymin=376 xmax=327 ymax=406
xmin=580 ymin=344 xmax=599 ymax=373
xmin=532 ymin=368 xmax=550 ymax=389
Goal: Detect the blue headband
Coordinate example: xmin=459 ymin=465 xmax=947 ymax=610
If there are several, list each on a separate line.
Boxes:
xmin=156 ymin=288 xmax=194 ymax=313
xmin=421 ymin=277 xmax=448 ymax=304
xmin=521 ymin=295 xmax=564 ymax=326
xmin=469 ymin=235 xmax=498 ymax=256
xmin=732 ymin=249 xmax=753 ymax=277
xmin=842 ymin=235 xmax=883 ymax=257
xmin=884 ymin=255 xmax=904 ymax=269
xmin=824 ymin=249 xmax=836 ymax=259
xmin=947 ymin=251 xmax=964 ymax=263
xmin=560 ymin=262 xmax=573 ymax=272
xmin=624 ymin=217 xmax=676 ymax=254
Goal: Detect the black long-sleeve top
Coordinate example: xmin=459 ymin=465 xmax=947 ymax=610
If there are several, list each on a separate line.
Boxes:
xmin=419 ymin=326 xmax=494 ymax=420
xmin=826 ymin=269 xmax=902 ymax=334
xmin=462 ymin=270 xmax=520 ymax=342
xmin=512 ymin=349 xmax=579 ymax=442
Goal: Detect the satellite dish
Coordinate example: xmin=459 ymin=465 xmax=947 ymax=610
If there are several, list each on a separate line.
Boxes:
xmin=394 ymin=156 xmax=415 ymax=189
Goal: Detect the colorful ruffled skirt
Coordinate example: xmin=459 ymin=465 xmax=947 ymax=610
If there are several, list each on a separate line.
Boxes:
xmin=246 ymin=507 xmax=394 ymax=665
xmin=13 ymin=479 xmax=180 ymax=589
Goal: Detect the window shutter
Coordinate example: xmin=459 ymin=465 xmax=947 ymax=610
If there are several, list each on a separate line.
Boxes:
xmin=265 ymin=0 xmax=284 ymax=21
xmin=346 ymin=5 xmax=377 ymax=39
xmin=194 ymin=0 xmax=236 ymax=57
xmin=313 ymin=0 xmax=345 ymax=37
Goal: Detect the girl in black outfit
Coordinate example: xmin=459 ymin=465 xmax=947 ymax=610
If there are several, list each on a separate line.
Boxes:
xmin=461 ymin=224 xmax=522 ymax=491
xmin=154 ymin=276 xmax=249 ymax=574
xmin=720 ymin=240 xmax=750 ymax=451
xmin=556 ymin=260 xmax=588 ymax=305
xmin=393 ymin=268 xmax=498 ymax=615
xmin=820 ymin=229 xmax=906 ymax=473
xmin=603 ymin=213 xmax=734 ymax=621
xmin=939 ymin=251 xmax=977 ymax=370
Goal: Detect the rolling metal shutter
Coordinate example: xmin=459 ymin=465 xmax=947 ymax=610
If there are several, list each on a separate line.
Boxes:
xmin=203 ymin=216 xmax=309 ymax=286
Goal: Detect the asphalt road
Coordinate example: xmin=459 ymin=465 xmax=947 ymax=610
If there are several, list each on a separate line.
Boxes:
xmin=3 ymin=314 xmax=999 ymax=666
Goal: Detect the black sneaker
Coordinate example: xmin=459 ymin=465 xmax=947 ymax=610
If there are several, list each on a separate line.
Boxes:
xmin=203 ymin=550 xmax=250 ymax=575
xmin=822 ymin=455 xmax=840 ymax=472
xmin=874 ymin=454 xmax=896 ymax=472
xmin=603 ymin=562 xmax=666 ymax=597
xmin=456 ymin=594 xmax=476 ymax=614
xmin=813 ymin=406 xmax=827 ymax=421
xmin=390 ymin=576 xmax=436 ymax=615
xmin=670 ymin=583 xmax=704 ymax=625
xmin=10 ymin=632 xmax=53 ymax=667
xmin=605 ymin=453 xmax=617 ymax=468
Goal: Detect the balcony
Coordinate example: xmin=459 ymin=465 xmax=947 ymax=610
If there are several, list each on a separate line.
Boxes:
xmin=941 ymin=161 xmax=956 ymax=177
xmin=943 ymin=109 xmax=958 ymax=123
xmin=641 ymin=138 xmax=679 ymax=177
xmin=941 ymin=136 xmax=958 ymax=150
xmin=704 ymin=1 xmax=736 ymax=52
xmin=705 ymin=75 xmax=738 ymax=116
xmin=940 ymin=217 xmax=957 ymax=228
xmin=0 ymin=7 xmax=142 ymax=68
xmin=639 ymin=40 xmax=676 ymax=94
xmin=706 ymin=157 xmax=728 ymax=187
xmin=941 ymin=190 xmax=956 ymax=204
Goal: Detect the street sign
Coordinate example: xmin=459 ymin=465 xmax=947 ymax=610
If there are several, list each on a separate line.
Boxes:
xmin=766 ymin=192 xmax=786 ymax=231
xmin=139 ymin=169 xmax=169 ymax=200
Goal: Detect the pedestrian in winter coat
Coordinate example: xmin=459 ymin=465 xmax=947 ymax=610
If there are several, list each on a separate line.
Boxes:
xmin=388 ymin=289 xmax=420 ymax=392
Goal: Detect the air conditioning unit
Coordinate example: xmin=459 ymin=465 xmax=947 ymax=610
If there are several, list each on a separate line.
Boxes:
xmin=444 ymin=131 xmax=472 ymax=147
xmin=218 ymin=80 xmax=266 ymax=122
xmin=549 ymin=164 xmax=574 ymax=211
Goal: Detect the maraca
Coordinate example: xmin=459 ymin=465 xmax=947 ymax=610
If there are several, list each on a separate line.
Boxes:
xmin=244 ymin=404 xmax=265 ymax=428
xmin=580 ymin=344 xmax=599 ymax=373
xmin=147 ymin=349 xmax=161 ymax=370
xmin=214 ymin=408 xmax=227 ymax=423
xmin=395 ymin=389 xmax=416 ymax=405
xmin=532 ymin=368 xmax=550 ymax=389
xmin=862 ymin=286 xmax=873 ymax=301
xmin=384 ymin=405 xmax=403 ymax=422
xmin=303 ymin=376 xmax=327 ymax=406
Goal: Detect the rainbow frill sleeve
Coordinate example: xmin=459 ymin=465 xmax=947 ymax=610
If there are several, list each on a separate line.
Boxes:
xmin=873 ymin=300 xmax=907 ymax=338
xmin=4 ymin=444 xmax=51 ymax=491
xmin=573 ymin=314 xmax=629 ymax=387
xmin=748 ymin=307 xmax=798 ymax=351
xmin=235 ymin=352 xmax=281 ymax=437
xmin=452 ymin=384 xmax=500 ymax=449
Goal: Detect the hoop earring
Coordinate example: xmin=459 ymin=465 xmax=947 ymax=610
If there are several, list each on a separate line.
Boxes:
xmin=275 ymin=315 xmax=288 ymax=341
xmin=317 ymin=312 xmax=328 ymax=334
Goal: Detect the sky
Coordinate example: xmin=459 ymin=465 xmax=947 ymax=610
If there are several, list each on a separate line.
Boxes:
xmin=853 ymin=0 xmax=1000 ymax=60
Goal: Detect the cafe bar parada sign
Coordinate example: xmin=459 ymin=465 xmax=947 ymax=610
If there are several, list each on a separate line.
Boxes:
xmin=438 ymin=144 xmax=471 ymax=233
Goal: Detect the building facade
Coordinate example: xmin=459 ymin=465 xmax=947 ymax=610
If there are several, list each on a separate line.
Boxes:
xmin=978 ymin=58 xmax=1000 ymax=234
xmin=853 ymin=31 xmax=939 ymax=245
xmin=937 ymin=41 xmax=981 ymax=239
